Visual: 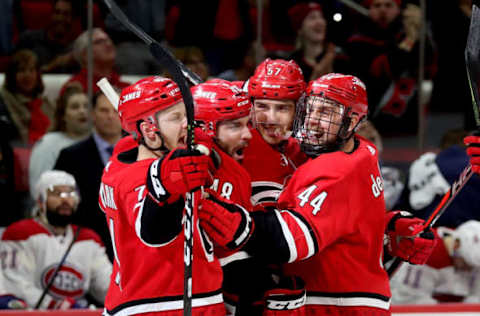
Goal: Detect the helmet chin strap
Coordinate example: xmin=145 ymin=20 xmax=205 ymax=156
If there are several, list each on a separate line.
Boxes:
xmin=137 ymin=120 xmax=170 ymax=154
xmin=301 ymin=113 xmax=360 ymax=157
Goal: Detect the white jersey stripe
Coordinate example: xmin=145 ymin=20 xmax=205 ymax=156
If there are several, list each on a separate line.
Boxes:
xmin=273 ymin=210 xmax=297 ymax=263
xmin=281 ymin=210 xmax=316 ymax=260
xmin=219 ymin=251 xmax=251 ymax=267
xmin=104 ymin=293 xmax=223 ymax=316
xmin=306 ymin=295 xmax=390 ymax=310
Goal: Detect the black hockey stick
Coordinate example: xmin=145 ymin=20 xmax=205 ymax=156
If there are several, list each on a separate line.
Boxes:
xmin=102 ymin=1 xmax=201 ymax=314
xmin=150 ymin=43 xmax=198 ymax=316
xmin=103 ymin=0 xmax=202 ymax=86
xmin=35 ymin=228 xmax=81 ymax=308
xmin=387 ymin=1 xmax=480 ymax=276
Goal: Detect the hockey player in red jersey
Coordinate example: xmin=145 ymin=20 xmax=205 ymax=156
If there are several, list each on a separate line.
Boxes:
xmin=199 ymin=74 xmax=436 ymax=316
xmin=1 ymin=170 xmax=112 ymax=310
xmin=192 ymin=80 xmax=257 ymax=315
xmin=99 ymin=76 xmax=226 ymax=316
xmin=192 ymin=80 xmax=253 ymax=208
xmin=243 ymin=59 xmax=308 ymax=207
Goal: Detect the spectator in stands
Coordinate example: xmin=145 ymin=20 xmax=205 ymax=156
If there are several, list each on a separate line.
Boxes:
xmin=167 ymin=0 xmax=253 ymax=75
xmin=288 ymin=2 xmax=349 ymax=81
xmin=174 ymin=46 xmax=210 ymax=82
xmin=345 ymin=0 xmax=437 ymax=136
xmin=15 ymin=0 xmax=79 ymax=73
xmin=0 ymin=170 xmax=112 ymax=309
xmin=217 ymin=42 xmax=259 ymax=82
xmin=105 ymin=0 xmax=164 ymax=75
xmin=54 ymin=92 xmax=122 ymax=261
xmin=0 ymin=49 xmax=54 ymax=145
xmin=29 ymin=85 xmax=90 ymax=195
xmin=396 ymin=129 xmax=480 ymax=228
xmin=59 ymin=28 xmax=129 ymax=97
xmin=390 ymin=220 xmax=480 ymax=304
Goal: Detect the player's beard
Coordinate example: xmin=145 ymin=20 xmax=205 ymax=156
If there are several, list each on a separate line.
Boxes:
xmin=46 ymin=206 xmax=74 ymax=227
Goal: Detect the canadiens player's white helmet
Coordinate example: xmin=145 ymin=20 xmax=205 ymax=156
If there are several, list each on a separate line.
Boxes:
xmin=192 ymin=79 xmax=252 ymax=137
xmin=293 ymin=73 xmax=368 ymax=156
xmin=33 ymin=170 xmax=80 ymax=218
xmin=117 ymin=76 xmax=183 ymax=141
xmin=452 ymin=220 xmax=480 ymax=268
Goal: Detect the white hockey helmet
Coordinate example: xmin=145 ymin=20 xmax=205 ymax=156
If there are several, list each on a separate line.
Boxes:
xmin=33 ymin=170 xmax=79 ymax=203
xmin=453 ymin=220 xmax=480 ymax=268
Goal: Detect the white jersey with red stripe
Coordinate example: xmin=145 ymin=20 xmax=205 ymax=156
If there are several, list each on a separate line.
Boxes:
xmin=99 ymin=147 xmax=225 ymax=316
xmin=390 ymin=228 xmax=480 ymax=305
xmin=272 ymin=136 xmax=391 ymax=313
xmin=242 ymin=129 xmax=307 ymax=207
xmin=0 ymin=219 xmax=111 ymax=309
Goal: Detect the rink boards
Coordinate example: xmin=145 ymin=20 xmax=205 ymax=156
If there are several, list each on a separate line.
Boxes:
xmin=0 ymin=304 xmax=480 ymax=315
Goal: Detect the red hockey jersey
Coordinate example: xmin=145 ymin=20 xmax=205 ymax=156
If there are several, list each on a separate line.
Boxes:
xmin=209 ymin=143 xmax=252 ymax=211
xmin=99 ymin=148 xmax=225 ymax=316
xmin=276 ymin=137 xmax=391 ymax=312
xmin=242 ymin=129 xmax=307 ymax=207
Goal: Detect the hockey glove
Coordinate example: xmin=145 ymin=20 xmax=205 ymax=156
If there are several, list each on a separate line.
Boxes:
xmin=0 ymin=295 xmax=27 ymax=309
xmin=386 ymin=211 xmax=437 ymax=265
xmin=199 ymin=190 xmax=254 ymax=250
xmin=263 ymin=276 xmax=307 ymax=316
xmin=464 ymin=135 xmax=480 ymax=174
xmin=147 ymin=147 xmax=213 ymax=202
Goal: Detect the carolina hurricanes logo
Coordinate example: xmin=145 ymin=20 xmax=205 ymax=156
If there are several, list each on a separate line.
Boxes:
xmin=41 ymin=263 xmax=85 ymax=299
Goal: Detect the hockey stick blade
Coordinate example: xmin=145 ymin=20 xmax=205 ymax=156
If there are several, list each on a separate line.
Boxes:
xmin=103 ymin=0 xmax=203 ymax=86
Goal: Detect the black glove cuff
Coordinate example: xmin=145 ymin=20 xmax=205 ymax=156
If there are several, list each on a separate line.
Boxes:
xmin=146 ymin=157 xmax=171 ymax=203
xmin=387 ymin=211 xmax=414 ymax=232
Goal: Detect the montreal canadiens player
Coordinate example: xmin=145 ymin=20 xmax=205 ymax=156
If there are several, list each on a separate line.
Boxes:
xmin=99 ymin=76 xmax=225 ymax=316
xmin=390 ymin=220 xmax=480 ymax=304
xmin=199 ymin=74 xmax=436 ymax=316
xmin=1 ymin=170 xmax=111 ymax=309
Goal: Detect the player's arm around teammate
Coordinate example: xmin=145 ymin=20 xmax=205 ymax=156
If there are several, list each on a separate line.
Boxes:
xmin=199 ymin=74 xmax=437 ymax=316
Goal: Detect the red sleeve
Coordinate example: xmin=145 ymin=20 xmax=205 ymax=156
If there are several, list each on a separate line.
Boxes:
xmin=2 ymin=219 xmax=49 ymax=241
xmin=278 ymin=174 xmax=359 ymax=255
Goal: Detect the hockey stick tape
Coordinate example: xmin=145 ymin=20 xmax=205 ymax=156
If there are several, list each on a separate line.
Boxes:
xmin=97 ymin=78 xmax=120 ymax=111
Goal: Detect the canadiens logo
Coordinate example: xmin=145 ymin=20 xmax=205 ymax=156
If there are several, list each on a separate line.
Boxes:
xmin=41 ymin=262 xmax=85 ymax=299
